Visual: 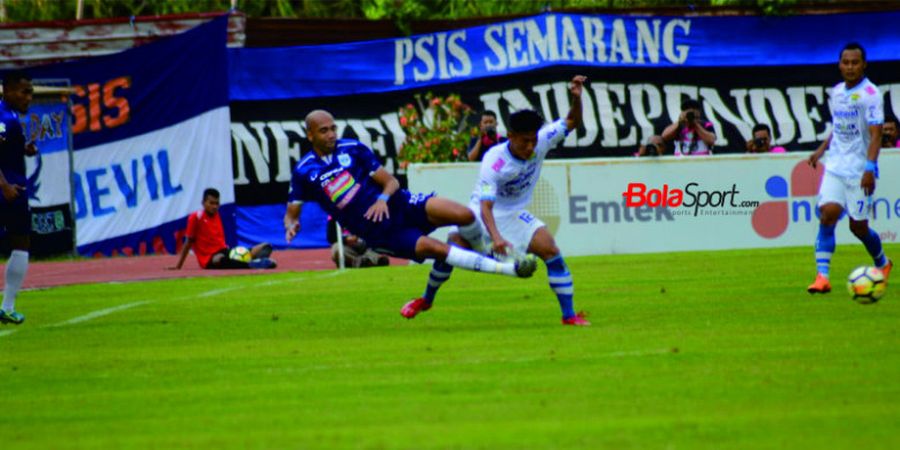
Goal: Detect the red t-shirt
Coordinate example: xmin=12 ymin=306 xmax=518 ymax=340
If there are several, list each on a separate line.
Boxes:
xmin=185 ymin=209 xmax=227 ymax=268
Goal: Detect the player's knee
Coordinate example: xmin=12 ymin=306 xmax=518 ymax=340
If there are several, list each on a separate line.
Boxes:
xmin=537 ymin=245 xmax=560 ymax=261
xmin=456 ymin=207 xmax=475 ymax=225
xmin=818 ymin=205 xmax=842 ymax=225
xmin=849 ymin=220 xmax=869 ymax=237
xmin=447 ymin=232 xmax=470 ymax=249
xmin=9 ymin=234 xmax=30 ymax=251
xmin=416 ymin=237 xmax=449 ymax=259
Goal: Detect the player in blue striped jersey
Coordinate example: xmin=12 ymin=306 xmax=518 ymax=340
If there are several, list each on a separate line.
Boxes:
xmin=284 ymin=110 xmax=538 ymax=285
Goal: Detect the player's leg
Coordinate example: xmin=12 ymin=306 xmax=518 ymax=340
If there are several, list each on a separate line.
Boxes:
xmin=250 ymin=242 xmax=273 ymax=259
xmin=402 ymin=232 xmax=468 ymax=319
xmin=207 ymin=249 xmax=250 ymax=270
xmin=414 ymin=235 xmax=535 ymax=278
xmin=1 ymin=203 xmax=31 ymax=325
xmin=422 ymin=196 xmax=487 ymax=253
xmin=809 ymin=172 xmax=844 ymax=294
xmin=846 ymin=182 xmax=892 ymax=281
xmin=248 ymin=242 xmax=277 ymax=269
xmin=809 ymin=203 xmax=842 ymax=293
xmin=528 ymin=227 xmax=589 ymax=326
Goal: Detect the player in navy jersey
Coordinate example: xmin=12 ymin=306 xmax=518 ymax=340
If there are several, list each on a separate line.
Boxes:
xmin=0 ymin=71 xmax=36 ymax=325
xmin=284 ymin=110 xmax=538 ymax=284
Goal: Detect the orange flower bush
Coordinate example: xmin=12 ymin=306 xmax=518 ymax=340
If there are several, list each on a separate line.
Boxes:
xmin=398 ymin=93 xmax=477 ymax=164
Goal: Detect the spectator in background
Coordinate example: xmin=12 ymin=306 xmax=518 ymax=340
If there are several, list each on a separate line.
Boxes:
xmin=636 ymin=135 xmax=665 ymax=157
xmin=467 ymin=110 xmax=507 ymax=161
xmin=170 ymin=188 xmax=276 ymax=270
xmin=746 ymin=124 xmax=787 ymax=153
xmin=883 ymin=115 xmax=899 ymax=148
xmin=662 ymin=99 xmax=716 ymax=156
xmin=326 ymin=216 xmax=389 ymax=268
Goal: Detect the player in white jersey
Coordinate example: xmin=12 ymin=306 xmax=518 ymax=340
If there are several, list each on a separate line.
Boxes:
xmin=401 ymin=75 xmax=590 ymax=326
xmin=807 ymin=42 xmax=892 ymax=294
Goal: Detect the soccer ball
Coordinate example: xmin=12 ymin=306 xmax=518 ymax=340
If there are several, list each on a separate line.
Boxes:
xmin=847 ymin=266 xmax=886 ymax=304
xmin=229 ymin=246 xmax=252 ymax=263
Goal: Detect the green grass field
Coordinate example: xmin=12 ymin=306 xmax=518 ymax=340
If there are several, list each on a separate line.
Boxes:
xmin=2 ymin=245 xmax=900 ymax=449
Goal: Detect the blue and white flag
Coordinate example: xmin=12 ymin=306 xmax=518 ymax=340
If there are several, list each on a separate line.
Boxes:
xmin=30 ymin=15 xmax=232 ymax=256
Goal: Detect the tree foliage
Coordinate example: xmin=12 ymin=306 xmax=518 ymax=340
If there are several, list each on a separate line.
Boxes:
xmin=2 ymin=0 xmax=806 ymax=24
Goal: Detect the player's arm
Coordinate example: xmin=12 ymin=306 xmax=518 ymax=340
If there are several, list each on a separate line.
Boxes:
xmin=169 ymin=238 xmax=194 ymax=270
xmin=479 ymin=199 xmax=510 ymax=257
xmin=861 ymin=123 xmax=883 ymax=195
xmin=364 ymin=167 xmax=400 ymax=222
xmin=808 ymin=133 xmax=831 ymax=168
xmin=0 ymin=167 xmax=24 ymax=202
xmin=565 ymin=75 xmax=586 ymax=132
xmin=284 ymin=202 xmax=302 ymax=243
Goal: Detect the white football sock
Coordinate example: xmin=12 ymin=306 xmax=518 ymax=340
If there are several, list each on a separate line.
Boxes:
xmin=458 ymin=221 xmax=487 ymax=254
xmin=2 ymin=250 xmax=29 ymax=313
xmin=445 ymin=246 xmax=516 ymax=276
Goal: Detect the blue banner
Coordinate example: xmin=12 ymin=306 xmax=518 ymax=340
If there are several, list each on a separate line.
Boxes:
xmin=29 ymin=15 xmax=230 ymax=151
xmin=21 ymin=102 xmax=69 ymax=155
xmin=229 ymin=11 xmax=900 ymax=101
xmin=20 ymin=15 xmax=234 ymax=257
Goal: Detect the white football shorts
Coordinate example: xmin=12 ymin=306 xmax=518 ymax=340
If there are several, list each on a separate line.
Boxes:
xmin=466 ymin=205 xmax=546 ymax=256
xmin=817 ymin=170 xmax=870 ymax=221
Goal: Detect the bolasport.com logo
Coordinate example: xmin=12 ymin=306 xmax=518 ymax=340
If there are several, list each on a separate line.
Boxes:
xmin=622 ymin=182 xmax=760 ymax=217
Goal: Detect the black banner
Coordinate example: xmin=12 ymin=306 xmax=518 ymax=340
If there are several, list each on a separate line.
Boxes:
xmin=230 ymin=62 xmax=900 ymax=204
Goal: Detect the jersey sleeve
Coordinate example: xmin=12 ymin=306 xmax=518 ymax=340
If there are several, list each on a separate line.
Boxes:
xmin=287 ymin=167 xmax=307 ymax=204
xmin=537 ymin=119 xmax=568 ymax=157
xmin=353 ymin=142 xmax=382 ymax=175
xmin=477 ymin=153 xmax=503 ymax=202
xmin=864 ymin=87 xmax=884 ymax=126
xmin=185 ymin=213 xmax=198 ymax=239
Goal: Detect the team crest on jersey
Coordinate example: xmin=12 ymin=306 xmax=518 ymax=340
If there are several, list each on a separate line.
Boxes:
xmin=338 ymin=154 xmax=351 ymax=167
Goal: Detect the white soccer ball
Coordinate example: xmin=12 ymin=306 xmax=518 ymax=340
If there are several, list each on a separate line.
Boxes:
xmin=229 ymin=246 xmax=252 ymax=263
xmin=847 ymin=266 xmax=886 ymax=304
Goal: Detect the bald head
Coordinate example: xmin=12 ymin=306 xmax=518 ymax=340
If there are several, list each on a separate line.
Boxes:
xmin=305 ymin=110 xmax=333 ymax=130
xmin=305 ymin=109 xmax=338 ymax=155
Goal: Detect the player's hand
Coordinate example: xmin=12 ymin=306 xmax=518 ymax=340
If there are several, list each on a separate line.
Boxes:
xmin=1 ymin=183 xmax=24 ymax=202
xmin=24 ymin=142 xmax=38 ymax=156
xmin=364 ymin=200 xmax=390 ymax=223
xmin=861 ymin=171 xmax=876 ymax=196
xmin=491 ymin=237 xmax=511 ymax=257
xmin=285 ymin=222 xmax=300 ymax=243
xmin=569 ymin=75 xmax=586 ymax=98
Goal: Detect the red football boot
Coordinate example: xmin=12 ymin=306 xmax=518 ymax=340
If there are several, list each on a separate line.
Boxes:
xmin=562 ymin=311 xmax=591 ymax=326
xmin=401 ymin=297 xmax=431 ymax=319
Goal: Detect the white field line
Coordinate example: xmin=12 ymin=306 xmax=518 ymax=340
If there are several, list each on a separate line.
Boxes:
xmin=46 ymin=301 xmax=151 ymax=328
xmin=0 ymin=329 xmax=17 ymax=337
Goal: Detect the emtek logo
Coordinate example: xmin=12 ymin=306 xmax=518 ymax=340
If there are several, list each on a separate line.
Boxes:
xmin=751 ymin=161 xmax=822 ymax=238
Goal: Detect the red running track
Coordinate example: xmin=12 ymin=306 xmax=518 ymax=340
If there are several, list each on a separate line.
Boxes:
xmin=1 ymin=249 xmax=406 ymax=290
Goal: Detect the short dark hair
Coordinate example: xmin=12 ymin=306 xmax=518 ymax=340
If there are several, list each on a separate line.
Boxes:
xmin=681 ymin=99 xmax=701 ymax=111
xmin=203 ymin=188 xmax=220 ymax=201
xmin=2 ymin=70 xmax=31 ymax=90
xmin=752 ymin=123 xmax=771 ymax=135
xmin=508 ymin=109 xmax=544 ymax=133
xmin=840 ymin=42 xmax=866 ymax=61
xmin=482 ymin=110 xmax=497 ymax=119
xmin=884 ymin=114 xmax=898 ymax=125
